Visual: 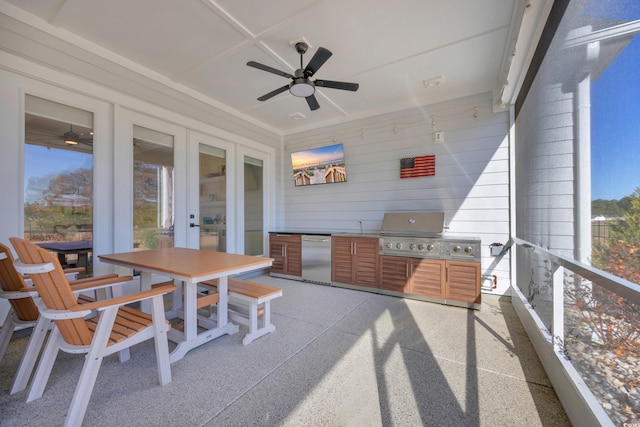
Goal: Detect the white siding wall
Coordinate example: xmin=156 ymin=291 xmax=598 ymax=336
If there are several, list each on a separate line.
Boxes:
xmin=282 ymin=93 xmax=512 ymax=294
xmin=516 ymin=82 xmax=576 ymax=257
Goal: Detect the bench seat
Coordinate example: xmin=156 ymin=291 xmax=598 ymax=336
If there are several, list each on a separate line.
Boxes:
xmin=199 ymin=278 xmax=283 ymax=345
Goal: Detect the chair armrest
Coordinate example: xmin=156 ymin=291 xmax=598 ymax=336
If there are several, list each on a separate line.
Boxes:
xmin=69 ymin=275 xmax=134 ymax=293
xmin=70 ymin=282 xmax=176 ymax=312
xmin=69 ymin=273 xmax=118 ymax=285
xmin=35 ymin=300 xmax=92 ymax=320
xmin=0 ymin=289 xmax=38 ymax=299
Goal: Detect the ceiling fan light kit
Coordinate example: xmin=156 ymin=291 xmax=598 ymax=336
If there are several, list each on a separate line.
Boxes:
xmin=247 ymin=42 xmax=359 ymax=111
xmin=63 ymin=127 xmax=80 ymax=145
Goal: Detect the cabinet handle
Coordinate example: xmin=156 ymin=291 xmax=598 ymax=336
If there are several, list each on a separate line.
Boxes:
xmin=281 ymin=246 xmax=285 ymax=257
xmin=353 ymin=242 xmax=357 ymax=255
xmin=406 ymin=263 xmax=409 ymax=278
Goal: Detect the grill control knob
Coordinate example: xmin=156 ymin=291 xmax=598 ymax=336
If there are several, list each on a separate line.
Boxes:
xmin=464 ymin=246 xmax=474 ymax=254
xmin=385 ymin=242 xmax=393 ymax=249
xmin=417 ymin=244 xmax=425 ymax=250
xmin=426 ymin=244 xmax=434 ymax=251
xmin=395 ymin=243 xmax=403 ymax=249
xmin=409 ymin=243 xmax=416 ymax=250
xmin=453 ymin=245 xmax=461 ymax=253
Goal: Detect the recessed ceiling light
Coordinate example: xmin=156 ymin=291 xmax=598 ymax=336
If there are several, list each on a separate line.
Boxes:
xmin=289 ymin=112 xmax=306 ymax=120
xmin=423 ymin=76 xmax=444 ymax=88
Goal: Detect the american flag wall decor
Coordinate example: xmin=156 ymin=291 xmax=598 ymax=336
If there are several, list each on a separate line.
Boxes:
xmin=400 ymin=155 xmax=436 ymax=178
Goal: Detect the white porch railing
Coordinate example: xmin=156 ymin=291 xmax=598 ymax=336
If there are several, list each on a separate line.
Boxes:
xmin=512 ymin=237 xmax=640 ymax=427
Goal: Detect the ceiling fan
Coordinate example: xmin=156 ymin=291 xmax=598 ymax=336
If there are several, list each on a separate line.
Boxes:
xmin=247 ymin=42 xmax=359 ymax=111
xmin=27 ymin=124 xmax=93 ymax=147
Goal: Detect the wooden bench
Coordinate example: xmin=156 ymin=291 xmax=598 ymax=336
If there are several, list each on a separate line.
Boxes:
xmin=199 ymin=278 xmax=283 ymax=345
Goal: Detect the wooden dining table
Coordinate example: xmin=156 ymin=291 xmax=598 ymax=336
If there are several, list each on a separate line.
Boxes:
xmin=98 ymin=247 xmax=273 ymax=363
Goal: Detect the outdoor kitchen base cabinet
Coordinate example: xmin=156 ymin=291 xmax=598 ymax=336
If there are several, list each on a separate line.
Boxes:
xmin=379 ymin=256 xmax=480 ymax=305
xmin=380 ymin=256 xmax=445 ymax=296
xmin=269 ymin=234 xmax=302 ymax=279
xmin=445 ymin=260 xmax=481 ymax=304
xmin=331 ymin=236 xmax=379 ymax=288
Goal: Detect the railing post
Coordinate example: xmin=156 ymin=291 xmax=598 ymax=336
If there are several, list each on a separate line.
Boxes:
xmin=552 ymin=264 xmax=565 ymax=355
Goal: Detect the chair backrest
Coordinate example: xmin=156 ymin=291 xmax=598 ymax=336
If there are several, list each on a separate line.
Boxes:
xmin=0 ymin=242 xmax=39 ymax=322
xmin=10 ymin=237 xmax=93 ymax=346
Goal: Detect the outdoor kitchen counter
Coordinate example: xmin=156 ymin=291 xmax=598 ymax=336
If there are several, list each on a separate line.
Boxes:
xmin=330 ymin=232 xmax=382 ymax=238
xmin=268 ymin=231 xmax=332 ymax=236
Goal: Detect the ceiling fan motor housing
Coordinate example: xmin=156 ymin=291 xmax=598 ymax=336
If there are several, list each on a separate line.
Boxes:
xmin=290 ymin=68 xmax=315 ymax=97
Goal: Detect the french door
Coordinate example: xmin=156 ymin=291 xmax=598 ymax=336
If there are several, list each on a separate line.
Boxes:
xmin=186 ymin=131 xmax=235 ymax=252
xmin=113 ymin=110 xmax=186 ymax=253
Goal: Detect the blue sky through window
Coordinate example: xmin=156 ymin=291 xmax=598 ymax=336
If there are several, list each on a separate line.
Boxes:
xmin=590 ymin=16 xmax=640 ymax=200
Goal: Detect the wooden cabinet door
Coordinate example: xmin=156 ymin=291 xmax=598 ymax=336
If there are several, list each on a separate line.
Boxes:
xmin=285 ymin=235 xmax=302 ymax=276
xmin=379 ymin=256 xmax=411 ymax=293
xmin=352 ymin=237 xmax=379 ymax=287
xmin=269 ymin=234 xmax=301 ymax=277
xmin=331 ymin=236 xmax=354 ymax=283
xmin=446 ymin=260 xmax=480 ymax=303
xmin=411 ymin=259 xmax=445 ymax=298
xmin=269 ymin=236 xmax=286 ymax=274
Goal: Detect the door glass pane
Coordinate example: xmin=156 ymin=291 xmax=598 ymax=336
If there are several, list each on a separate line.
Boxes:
xmin=244 ymin=156 xmax=263 ymax=255
xmin=24 ymin=95 xmax=94 ymax=274
xmin=133 ymin=125 xmax=174 ymax=251
xmin=199 ymin=144 xmax=226 ymax=252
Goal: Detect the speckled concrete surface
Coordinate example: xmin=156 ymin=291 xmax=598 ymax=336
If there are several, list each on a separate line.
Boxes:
xmin=0 ymin=275 xmax=570 ymax=426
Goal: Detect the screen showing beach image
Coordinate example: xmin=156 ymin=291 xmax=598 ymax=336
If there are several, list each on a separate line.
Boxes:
xmin=290 ymin=143 xmax=347 ymax=186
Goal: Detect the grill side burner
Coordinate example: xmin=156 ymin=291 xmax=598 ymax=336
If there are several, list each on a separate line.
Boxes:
xmin=379 ymin=212 xmax=481 ymax=262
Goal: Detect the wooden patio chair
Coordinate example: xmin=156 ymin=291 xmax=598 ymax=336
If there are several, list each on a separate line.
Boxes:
xmin=0 ymin=242 xmax=134 ymax=394
xmin=10 ymin=237 xmax=175 ymax=427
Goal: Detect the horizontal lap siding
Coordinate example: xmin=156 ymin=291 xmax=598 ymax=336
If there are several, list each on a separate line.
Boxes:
xmin=516 ymin=82 xmax=575 ymax=254
xmin=281 ymin=92 xmax=512 ymax=294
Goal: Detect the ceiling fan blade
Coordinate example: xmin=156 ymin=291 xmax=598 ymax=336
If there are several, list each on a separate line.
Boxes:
xmin=303 ymin=47 xmax=332 ymax=77
xmin=305 ymin=94 xmax=320 ymax=111
xmin=315 ymin=80 xmax=359 ymax=91
xmin=257 ymin=85 xmax=290 ymax=101
xmin=247 ymin=61 xmax=294 ymax=79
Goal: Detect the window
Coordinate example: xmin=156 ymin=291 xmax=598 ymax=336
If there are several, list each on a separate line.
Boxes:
xmin=24 ymin=95 xmax=94 ymax=271
xmin=132 ymin=125 xmax=174 ymax=250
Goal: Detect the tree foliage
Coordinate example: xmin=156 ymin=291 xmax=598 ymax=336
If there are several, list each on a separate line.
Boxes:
xmin=593 ymin=187 xmax=640 ymax=284
xmin=592 ymin=198 xmax=624 ymax=217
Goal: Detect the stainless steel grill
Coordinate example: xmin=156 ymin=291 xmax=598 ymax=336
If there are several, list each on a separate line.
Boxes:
xmin=378 ymin=212 xmax=481 ymax=262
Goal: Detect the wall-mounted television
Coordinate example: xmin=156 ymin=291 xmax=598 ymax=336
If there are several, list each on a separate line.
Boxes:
xmin=290 ymin=143 xmax=347 ymax=187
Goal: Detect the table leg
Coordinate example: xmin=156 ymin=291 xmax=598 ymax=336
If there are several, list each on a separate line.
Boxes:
xmin=167 ymin=275 xmax=239 ymax=363
xmin=182 ymin=279 xmax=197 ymax=342
xmin=139 ymin=272 xmax=152 ymax=313
xmin=218 ymin=276 xmax=231 ymax=327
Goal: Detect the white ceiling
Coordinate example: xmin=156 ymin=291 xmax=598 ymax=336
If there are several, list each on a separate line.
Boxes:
xmin=5 ymin=0 xmax=531 ymax=134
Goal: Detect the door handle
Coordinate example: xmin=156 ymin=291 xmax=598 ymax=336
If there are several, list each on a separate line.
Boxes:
xmin=190 ymin=223 xmax=200 ymax=228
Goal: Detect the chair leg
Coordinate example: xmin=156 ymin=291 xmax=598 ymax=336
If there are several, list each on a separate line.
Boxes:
xmin=0 ymin=309 xmax=16 ymax=364
xmin=27 ymin=326 xmax=62 ymax=402
xmin=11 ymin=316 xmax=51 ymax=394
xmin=65 ymin=307 xmax=118 ymax=427
xmin=150 ymin=295 xmax=172 ymax=386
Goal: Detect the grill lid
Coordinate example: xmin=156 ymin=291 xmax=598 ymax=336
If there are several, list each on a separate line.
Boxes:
xmin=380 ymin=212 xmax=445 ymax=236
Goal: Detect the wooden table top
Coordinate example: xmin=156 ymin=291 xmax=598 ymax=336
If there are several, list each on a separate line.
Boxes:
xmin=99 ymin=248 xmax=273 ymax=278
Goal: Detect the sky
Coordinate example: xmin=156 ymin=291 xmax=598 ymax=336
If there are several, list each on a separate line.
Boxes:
xmin=24 ymin=144 xmax=92 ymax=203
xmin=589 ymin=4 xmax=640 ymax=200
xmin=290 ymin=143 xmax=345 ymax=170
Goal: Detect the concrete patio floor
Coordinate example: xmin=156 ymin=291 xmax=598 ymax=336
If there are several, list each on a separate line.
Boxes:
xmin=0 ymin=275 xmax=571 ymax=426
